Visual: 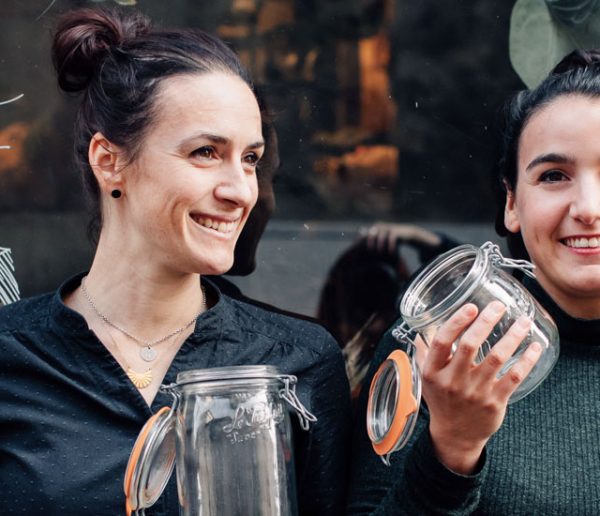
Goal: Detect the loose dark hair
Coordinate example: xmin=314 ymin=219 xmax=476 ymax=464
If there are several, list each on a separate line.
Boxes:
xmin=52 ymin=7 xmax=254 ymax=243
xmin=494 ymin=49 xmax=600 ymax=259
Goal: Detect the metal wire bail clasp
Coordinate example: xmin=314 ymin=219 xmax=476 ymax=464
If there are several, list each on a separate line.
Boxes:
xmin=278 ymin=375 xmax=317 ymax=431
xmin=158 ymin=382 xmax=182 ymax=410
xmin=480 ymin=241 xmax=537 ymax=280
xmin=391 ymin=321 xmax=417 ymax=358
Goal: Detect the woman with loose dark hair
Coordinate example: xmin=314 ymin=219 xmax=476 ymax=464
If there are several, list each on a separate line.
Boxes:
xmin=0 ymin=7 xmax=350 ymax=515
xmin=348 ymin=49 xmax=600 ymax=514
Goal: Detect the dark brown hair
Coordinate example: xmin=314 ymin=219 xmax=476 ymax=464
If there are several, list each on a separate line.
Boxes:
xmin=52 ymin=7 xmax=254 ymax=242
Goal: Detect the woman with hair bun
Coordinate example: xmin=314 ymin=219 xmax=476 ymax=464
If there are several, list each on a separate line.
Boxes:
xmin=348 ymin=49 xmax=600 ymax=514
xmin=0 ymin=7 xmax=350 ymax=515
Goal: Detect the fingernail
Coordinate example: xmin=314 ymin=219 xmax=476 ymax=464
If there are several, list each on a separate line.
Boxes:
xmin=530 ymin=342 xmax=542 ymax=353
xmin=463 ymin=304 xmax=477 ymax=316
xmin=516 ymin=316 xmax=531 ymax=329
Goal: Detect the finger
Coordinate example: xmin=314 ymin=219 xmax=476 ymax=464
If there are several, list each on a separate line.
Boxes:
xmin=387 ymin=226 xmax=408 ymax=253
xmin=493 ymin=341 xmax=542 ymax=402
xmin=375 ymin=228 xmax=390 ymax=254
xmin=366 ymin=225 xmax=379 ymax=249
xmin=389 ymin=224 xmax=414 ymax=243
xmin=412 ymin=334 xmax=428 ymax=372
xmin=448 ymin=301 xmax=506 ymax=371
xmin=476 ymin=315 xmax=532 ymax=379
xmin=425 ymin=303 xmax=479 ymax=372
xmin=408 ymin=227 xmax=441 ymax=248
xmin=387 ymin=231 xmax=399 ymax=255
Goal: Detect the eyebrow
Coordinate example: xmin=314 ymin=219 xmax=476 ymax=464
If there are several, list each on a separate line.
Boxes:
xmin=525 ymin=152 xmax=575 ymax=171
xmin=181 ymin=133 xmax=265 ymax=150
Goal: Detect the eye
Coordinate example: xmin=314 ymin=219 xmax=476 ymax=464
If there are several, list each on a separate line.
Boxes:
xmin=539 ymin=169 xmax=568 ymax=183
xmin=190 ymin=146 xmax=216 ymax=160
xmin=243 ymin=152 xmax=261 ymax=168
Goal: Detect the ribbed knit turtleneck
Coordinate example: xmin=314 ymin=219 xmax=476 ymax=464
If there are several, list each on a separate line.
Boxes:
xmin=480 ymin=278 xmax=600 ymax=515
xmin=524 ymin=275 xmax=600 ymax=347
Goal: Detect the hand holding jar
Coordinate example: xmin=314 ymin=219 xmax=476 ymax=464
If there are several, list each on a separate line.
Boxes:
xmin=366 ymin=243 xmax=559 ymax=467
xmin=414 ymin=301 xmax=542 ymax=475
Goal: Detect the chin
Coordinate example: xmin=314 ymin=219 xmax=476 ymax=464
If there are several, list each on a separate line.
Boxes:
xmin=569 ymin=279 xmax=600 ymax=296
xmin=204 ymin=262 xmax=234 ymax=276
xmin=189 ymin=253 xmax=234 ymax=276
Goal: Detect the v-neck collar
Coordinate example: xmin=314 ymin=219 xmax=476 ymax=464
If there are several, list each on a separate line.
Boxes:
xmin=47 ymin=272 xmax=230 ymax=412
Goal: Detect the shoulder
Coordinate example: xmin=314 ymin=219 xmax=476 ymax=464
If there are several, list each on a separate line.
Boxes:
xmin=0 ymin=294 xmax=53 ymax=335
xmin=222 ymin=293 xmax=342 ymax=358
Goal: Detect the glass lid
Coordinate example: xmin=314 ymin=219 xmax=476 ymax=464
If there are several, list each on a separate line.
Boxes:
xmin=124 ymin=406 xmax=176 ymax=516
xmin=367 ymin=349 xmax=421 ymax=465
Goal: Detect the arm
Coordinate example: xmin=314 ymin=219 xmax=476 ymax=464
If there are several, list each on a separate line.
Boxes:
xmin=297 ymin=333 xmax=352 ymax=516
xmin=362 ymin=223 xmax=461 ymax=264
xmin=348 ymin=303 xmax=541 ymax=514
xmin=347 ymin=328 xmax=487 ymax=515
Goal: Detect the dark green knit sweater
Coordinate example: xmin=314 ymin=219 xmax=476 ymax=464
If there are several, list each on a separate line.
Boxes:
xmin=348 ymin=278 xmax=600 ymax=515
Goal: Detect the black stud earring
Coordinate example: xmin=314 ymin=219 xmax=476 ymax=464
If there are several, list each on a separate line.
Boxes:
xmin=111 ymin=189 xmax=122 ymax=199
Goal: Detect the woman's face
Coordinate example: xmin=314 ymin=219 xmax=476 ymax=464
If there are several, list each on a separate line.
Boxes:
xmin=505 ymin=94 xmax=600 ymax=317
xmin=116 ymin=72 xmax=263 ymax=276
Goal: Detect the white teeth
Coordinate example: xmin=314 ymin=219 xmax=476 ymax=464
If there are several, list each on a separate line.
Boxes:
xmin=193 ymin=216 xmax=236 ymax=234
xmin=564 ymin=237 xmax=600 ymax=248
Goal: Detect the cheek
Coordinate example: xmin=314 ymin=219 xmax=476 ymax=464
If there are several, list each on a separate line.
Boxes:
xmin=517 ymin=194 xmax=563 ymax=241
xmin=249 ymin=178 xmax=259 ymax=209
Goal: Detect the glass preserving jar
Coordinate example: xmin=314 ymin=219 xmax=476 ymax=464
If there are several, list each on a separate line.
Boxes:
xmin=124 ymin=365 xmax=316 ymax=516
xmin=367 ymin=242 xmax=559 ymax=464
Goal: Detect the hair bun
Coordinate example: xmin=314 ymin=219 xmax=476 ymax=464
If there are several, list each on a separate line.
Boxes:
xmin=52 ymin=7 xmax=150 ymax=93
xmin=551 ymin=48 xmax=600 ymax=75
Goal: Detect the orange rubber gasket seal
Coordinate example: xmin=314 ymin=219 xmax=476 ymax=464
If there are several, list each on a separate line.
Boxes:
xmin=370 ymin=350 xmax=418 ymax=456
xmin=124 ymin=406 xmax=171 ymax=516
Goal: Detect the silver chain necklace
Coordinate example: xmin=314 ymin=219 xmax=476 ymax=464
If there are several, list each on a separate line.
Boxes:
xmin=80 ymin=277 xmax=205 ymax=362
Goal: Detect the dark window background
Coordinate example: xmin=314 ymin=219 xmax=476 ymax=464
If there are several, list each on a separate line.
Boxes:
xmin=0 ymin=0 xmax=522 ymax=315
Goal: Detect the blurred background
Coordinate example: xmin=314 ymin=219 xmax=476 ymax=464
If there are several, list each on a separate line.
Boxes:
xmin=0 ymin=0 xmax=523 ymax=315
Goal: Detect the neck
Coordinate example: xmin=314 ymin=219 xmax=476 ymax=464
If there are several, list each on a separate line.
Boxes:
xmin=76 ymin=243 xmax=206 ymax=341
xmin=536 ymin=277 xmax=600 ymax=320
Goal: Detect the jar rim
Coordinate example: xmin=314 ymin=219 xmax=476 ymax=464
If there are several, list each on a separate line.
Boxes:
xmin=399 ymin=243 xmax=488 ymax=328
xmin=176 ymin=365 xmax=281 ymax=385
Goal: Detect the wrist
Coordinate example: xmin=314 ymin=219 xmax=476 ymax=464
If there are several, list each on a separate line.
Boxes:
xmin=428 ymin=425 xmax=487 ymax=475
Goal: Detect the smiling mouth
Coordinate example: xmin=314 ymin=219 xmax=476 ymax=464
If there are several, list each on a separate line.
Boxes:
xmin=191 ymin=215 xmax=238 ymax=234
xmin=562 ymin=236 xmax=600 ymax=249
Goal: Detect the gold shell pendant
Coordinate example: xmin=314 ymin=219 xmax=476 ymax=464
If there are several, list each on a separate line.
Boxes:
xmin=127 ymin=368 xmax=153 ymax=389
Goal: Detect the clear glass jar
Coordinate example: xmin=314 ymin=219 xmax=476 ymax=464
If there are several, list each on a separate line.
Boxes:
xmin=367 ymin=242 xmax=559 ymax=464
xmin=124 ymin=365 xmax=316 ymax=516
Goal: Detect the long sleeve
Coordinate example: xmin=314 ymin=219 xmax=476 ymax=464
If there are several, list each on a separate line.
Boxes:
xmin=296 ymin=332 xmax=352 ymax=516
xmin=347 ymin=323 xmax=487 ymax=515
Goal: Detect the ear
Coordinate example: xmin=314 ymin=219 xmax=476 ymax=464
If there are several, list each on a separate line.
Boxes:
xmin=504 ymin=185 xmax=521 ymax=233
xmin=88 ymin=132 xmax=126 ymax=195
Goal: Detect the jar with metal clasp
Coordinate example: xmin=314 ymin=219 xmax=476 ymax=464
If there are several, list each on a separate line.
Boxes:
xmin=367 ymin=242 xmax=559 ymax=465
xmin=124 ymin=365 xmax=317 ymax=515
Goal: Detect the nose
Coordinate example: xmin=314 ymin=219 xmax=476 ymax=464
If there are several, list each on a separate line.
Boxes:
xmin=569 ymin=175 xmax=600 ymax=225
xmin=214 ymin=160 xmax=257 ymax=208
